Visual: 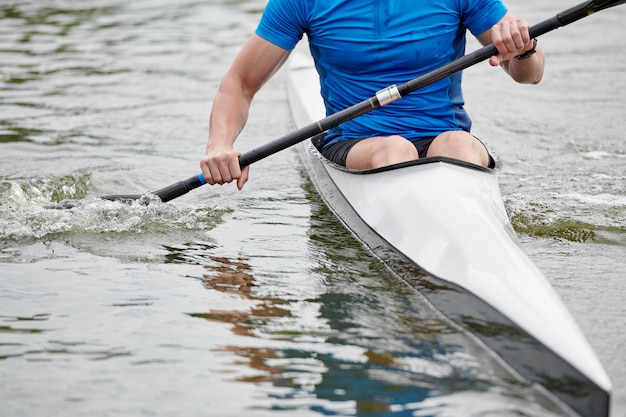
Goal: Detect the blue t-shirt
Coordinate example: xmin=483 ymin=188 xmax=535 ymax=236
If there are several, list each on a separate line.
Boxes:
xmin=256 ymin=0 xmax=507 ymax=148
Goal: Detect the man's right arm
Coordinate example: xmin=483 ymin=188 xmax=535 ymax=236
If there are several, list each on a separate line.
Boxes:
xmin=201 ymin=34 xmax=290 ymax=190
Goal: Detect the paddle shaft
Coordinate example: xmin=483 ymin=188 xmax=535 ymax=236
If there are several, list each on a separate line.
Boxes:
xmin=104 ymin=0 xmax=624 ymax=204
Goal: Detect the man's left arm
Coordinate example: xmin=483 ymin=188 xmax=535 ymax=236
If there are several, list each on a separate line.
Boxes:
xmin=477 ymin=12 xmax=545 ymax=84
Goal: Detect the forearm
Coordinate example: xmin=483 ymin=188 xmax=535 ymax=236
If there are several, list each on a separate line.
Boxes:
xmin=207 ymin=75 xmax=253 ymax=151
xmin=200 ymin=34 xmax=290 ymax=189
xmin=502 ymin=44 xmax=545 ymax=84
xmin=200 ymin=73 xmax=254 ymax=190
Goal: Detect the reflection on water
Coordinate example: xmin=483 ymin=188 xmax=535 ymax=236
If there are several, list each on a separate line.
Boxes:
xmin=194 ymin=255 xmax=294 ymax=383
xmin=162 ymin=177 xmax=565 ymax=416
xmin=193 ymin=255 xmax=291 ymax=339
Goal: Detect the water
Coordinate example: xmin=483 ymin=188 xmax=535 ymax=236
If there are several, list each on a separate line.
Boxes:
xmin=1 ymin=0 xmax=624 ymax=416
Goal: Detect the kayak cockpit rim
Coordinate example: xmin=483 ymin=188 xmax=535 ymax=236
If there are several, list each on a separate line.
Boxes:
xmin=307 ymin=132 xmax=503 ymax=176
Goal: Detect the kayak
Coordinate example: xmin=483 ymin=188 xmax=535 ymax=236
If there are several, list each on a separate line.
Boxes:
xmin=286 ymin=51 xmax=611 ymax=417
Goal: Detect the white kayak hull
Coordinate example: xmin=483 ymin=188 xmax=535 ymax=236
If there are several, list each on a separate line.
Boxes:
xmin=287 ymin=51 xmax=610 ymax=417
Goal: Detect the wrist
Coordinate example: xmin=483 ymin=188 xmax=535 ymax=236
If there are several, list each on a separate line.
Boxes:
xmin=515 ymin=38 xmax=538 ymax=60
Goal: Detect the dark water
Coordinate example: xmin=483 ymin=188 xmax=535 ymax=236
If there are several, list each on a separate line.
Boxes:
xmin=1 ymin=0 xmax=624 ymax=416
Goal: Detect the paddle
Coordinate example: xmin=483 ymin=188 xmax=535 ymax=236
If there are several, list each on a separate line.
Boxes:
xmin=46 ymin=0 xmax=625 ymax=209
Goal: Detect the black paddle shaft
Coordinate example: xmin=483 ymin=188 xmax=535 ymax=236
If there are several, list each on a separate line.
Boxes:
xmin=49 ymin=0 xmax=624 ymax=208
xmin=96 ymin=174 xmax=206 ymax=204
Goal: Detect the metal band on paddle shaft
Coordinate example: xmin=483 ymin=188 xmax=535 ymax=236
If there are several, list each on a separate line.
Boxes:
xmin=376 ymin=85 xmax=402 ymax=106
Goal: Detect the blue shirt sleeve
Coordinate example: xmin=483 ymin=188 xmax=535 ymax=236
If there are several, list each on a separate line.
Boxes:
xmin=255 ymin=0 xmax=307 ymax=50
xmin=462 ymin=0 xmax=508 ymax=36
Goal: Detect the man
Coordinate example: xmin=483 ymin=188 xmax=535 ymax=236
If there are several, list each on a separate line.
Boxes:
xmin=200 ymin=0 xmax=544 ymax=190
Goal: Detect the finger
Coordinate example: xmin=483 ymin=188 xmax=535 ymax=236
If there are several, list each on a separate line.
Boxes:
xmin=217 ymin=155 xmax=233 ymax=184
xmin=227 ymin=153 xmax=242 ymax=182
xmin=489 ymin=24 xmax=505 ymax=66
xmin=500 ymin=21 xmax=520 ymax=56
xmin=208 ymin=161 xmax=223 ymax=184
xmin=200 ymin=159 xmax=216 ymax=185
xmin=237 ymin=166 xmax=250 ymax=190
xmin=509 ymin=20 xmax=531 ymax=53
xmin=516 ymin=19 xmax=532 ymax=47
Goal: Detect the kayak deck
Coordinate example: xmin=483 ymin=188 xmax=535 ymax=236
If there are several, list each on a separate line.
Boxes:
xmin=287 ymin=51 xmax=610 ymax=417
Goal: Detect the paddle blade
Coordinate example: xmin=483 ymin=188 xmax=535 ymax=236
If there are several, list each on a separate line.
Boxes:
xmin=44 ymin=199 xmax=85 ymax=210
xmin=44 ymin=194 xmax=153 ymax=209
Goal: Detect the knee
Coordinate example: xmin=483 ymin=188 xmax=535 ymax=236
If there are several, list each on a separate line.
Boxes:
xmin=431 ymin=131 xmax=471 ymax=148
xmin=428 ymin=131 xmax=489 ymax=166
xmin=372 ymin=135 xmax=418 ymax=167
xmin=386 ymin=135 xmax=418 ymax=154
xmin=346 ymin=135 xmax=418 ymax=170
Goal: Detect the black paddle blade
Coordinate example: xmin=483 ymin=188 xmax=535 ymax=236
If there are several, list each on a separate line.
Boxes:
xmin=44 ymin=194 xmax=153 ymax=209
xmin=44 ymin=199 xmax=86 ymax=210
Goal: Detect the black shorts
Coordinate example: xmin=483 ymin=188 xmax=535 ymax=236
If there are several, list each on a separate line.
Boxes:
xmin=321 ymin=136 xmax=437 ymax=167
xmin=321 ymin=135 xmax=495 ymax=168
